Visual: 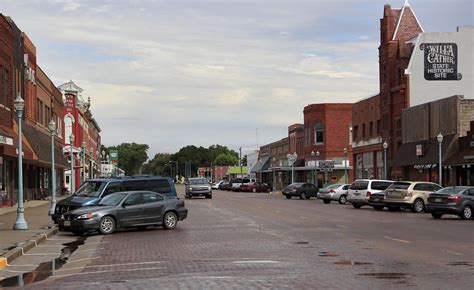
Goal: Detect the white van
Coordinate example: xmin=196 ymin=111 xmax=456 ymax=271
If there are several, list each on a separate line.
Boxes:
xmin=347 ymin=179 xmax=393 ymax=209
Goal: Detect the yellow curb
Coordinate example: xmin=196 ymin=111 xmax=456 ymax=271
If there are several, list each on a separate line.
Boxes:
xmin=0 ymin=257 xmax=7 ymax=269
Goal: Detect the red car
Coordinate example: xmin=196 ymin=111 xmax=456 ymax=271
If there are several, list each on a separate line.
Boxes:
xmin=240 ymin=182 xmax=272 ymax=193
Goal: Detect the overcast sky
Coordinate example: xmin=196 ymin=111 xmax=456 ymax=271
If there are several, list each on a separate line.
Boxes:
xmin=2 ymin=0 xmax=472 ymax=158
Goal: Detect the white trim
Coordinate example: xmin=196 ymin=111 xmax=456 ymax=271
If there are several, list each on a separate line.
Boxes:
xmin=392 ymin=0 xmax=424 ymax=41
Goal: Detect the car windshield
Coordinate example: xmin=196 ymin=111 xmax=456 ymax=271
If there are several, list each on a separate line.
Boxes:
xmin=388 ymin=182 xmax=411 ymax=190
xmin=98 ymin=192 xmax=127 ymax=206
xmin=289 ymin=183 xmax=304 ymax=188
xmin=326 ymin=184 xmax=341 ymax=189
xmin=74 ymin=181 xmax=107 ymax=197
xmin=436 ymin=187 xmax=466 ymax=195
xmin=189 ymin=179 xmax=209 ymax=185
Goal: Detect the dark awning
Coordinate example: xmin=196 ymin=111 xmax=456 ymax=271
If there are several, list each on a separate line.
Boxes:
xmin=393 ymin=134 xmax=456 ymax=167
xmin=293 ymin=159 xmax=305 ymax=167
xmin=22 ymin=124 xmax=69 ymax=168
xmin=251 ymin=155 xmax=271 ymax=173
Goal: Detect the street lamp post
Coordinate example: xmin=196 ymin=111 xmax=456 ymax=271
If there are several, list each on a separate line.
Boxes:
xmin=383 ymin=141 xmax=388 ymax=180
xmin=13 ymin=95 xmax=28 ymax=230
xmin=287 ymin=152 xmax=297 ymax=184
xmin=81 ymin=141 xmax=86 ymax=184
xmin=48 ymin=120 xmax=57 ymax=216
xmin=437 ymin=132 xmax=443 ymax=186
xmin=272 ymin=157 xmax=276 ymax=191
xmin=89 ymin=148 xmax=93 ymax=179
xmin=69 ymin=134 xmax=75 ymax=194
xmin=343 ymin=147 xmax=348 ymax=184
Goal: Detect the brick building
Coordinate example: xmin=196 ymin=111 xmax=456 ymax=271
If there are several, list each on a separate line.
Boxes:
xmin=351 ymin=94 xmax=384 ymax=179
xmin=379 ymin=3 xmax=423 ymax=179
xmin=303 ymin=103 xmax=353 ymax=186
xmin=58 ymin=81 xmax=102 ymax=193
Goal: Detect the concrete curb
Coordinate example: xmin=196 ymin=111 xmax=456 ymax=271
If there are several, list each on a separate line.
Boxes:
xmin=0 ymin=226 xmax=58 ymax=269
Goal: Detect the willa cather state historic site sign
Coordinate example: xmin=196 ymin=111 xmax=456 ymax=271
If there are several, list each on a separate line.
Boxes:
xmin=422 ymin=43 xmax=460 ymax=81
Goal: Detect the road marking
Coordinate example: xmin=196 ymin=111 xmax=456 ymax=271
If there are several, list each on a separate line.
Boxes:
xmin=383 ymin=236 xmax=411 ymax=244
xmin=53 ymin=266 xmax=166 ymax=278
xmin=56 ymin=260 xmax=168 ymax=272
xmin=336 ymin=225 xmax=347 ymax=229
xmin=232 ymin=260 xmax=280 ymax=264
xmin=300 ymin=216 xmax=307 ymax=219
xmin=446 ymin=250 xmax=463 ymax=256
xmin=67 ymin=257 xmax=102 ymax=264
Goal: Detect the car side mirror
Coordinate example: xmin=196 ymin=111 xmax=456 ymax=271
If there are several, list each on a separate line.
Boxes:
xmin=122 ymin=202 xmax=130 ymax=207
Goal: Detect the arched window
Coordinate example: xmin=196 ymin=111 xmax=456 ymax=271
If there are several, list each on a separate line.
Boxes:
xmin=64 ymin=115 xmax=73 ymax=143
xmin=314 ymin=121 xmax=324 ymax=144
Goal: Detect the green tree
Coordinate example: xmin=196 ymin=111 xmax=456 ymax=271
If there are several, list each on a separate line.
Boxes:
xmin=213 ymin=153 xmax=238 ymax=166
xmin=142 ymin=153 xmax=171 ymax=176
xmin=107 ymin=143 xmax=149 ymax=176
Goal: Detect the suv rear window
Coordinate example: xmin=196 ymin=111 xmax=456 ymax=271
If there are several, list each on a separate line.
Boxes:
xmin=388 ymin=182 xmax=411 ymax=190
xmin=150 ymin=179 xmax=171 ymax=193
xmin=123 ymin=180 xmax=149 ymax=191
xmin=371 ymin=181 xmax=392 ymax=190
xmin=350 ymin=181 xmax=369 ymax=190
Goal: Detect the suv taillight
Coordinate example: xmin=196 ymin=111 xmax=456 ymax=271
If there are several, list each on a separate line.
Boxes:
xmin=330 ymin=189 xmax=336 ymax=193
xmin=366 ymin=191 xmax=372 ymax=198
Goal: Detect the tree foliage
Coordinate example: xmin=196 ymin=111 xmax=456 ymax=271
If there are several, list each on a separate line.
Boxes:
xmin=107 ymin=143 xmax=149 ymax=176
xmin=142 ymin=153 xmax=171 ymax=176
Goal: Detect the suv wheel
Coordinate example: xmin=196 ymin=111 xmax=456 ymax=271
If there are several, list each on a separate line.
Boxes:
xmin=460 ymin=206 xmax=472 ymax=220
xmin=412 ymin=198 xmax=425 ymax=213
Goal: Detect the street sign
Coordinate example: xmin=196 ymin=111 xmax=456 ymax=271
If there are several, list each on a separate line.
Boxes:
xmin=319 ymin=160 xmax=335 ymax=169
xmin=287 ymin=153 xmax=297 ymax=166
xmin=110 ymin=150 xmax=119 ymax=164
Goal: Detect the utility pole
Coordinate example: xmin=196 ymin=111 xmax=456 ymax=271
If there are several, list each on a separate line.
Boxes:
xmin=239 ymin=147 xmax=242 ymax=178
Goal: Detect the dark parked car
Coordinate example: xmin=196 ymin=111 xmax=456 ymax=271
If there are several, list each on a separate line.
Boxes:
xmin=283 ymin=183 xmax=319 ymax=199
xmin=240 ymin=182 xmax=272 ymax=193
xmin=52 ymin=176 xmax=177 ymax=224
xmin=425 ymin=186 xmax=474 ymax=220
xmin=59 ymin=191 xmax=188 ymax=235
xmin=368 ymin=192 xmax=386 ymax=211
xmin=218 ymin=181 xmax=230 ymax=190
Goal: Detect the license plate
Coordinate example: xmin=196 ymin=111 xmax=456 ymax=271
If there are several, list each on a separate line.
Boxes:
xmin=64 ymin=221 xmax=71 ymax=226
xmin=435 ymin=198 xmax=441 ymax=203
xmin=354 ymin=193 xmax=360 ymax=196
xmin=374 ymin=198 xmax=380 ymax=202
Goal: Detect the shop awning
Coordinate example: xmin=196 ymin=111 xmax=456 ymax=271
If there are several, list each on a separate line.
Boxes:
xmin=251 ymin=155 xmax=270 ymax=173
xmin=22 ymin=124 xmax=69 ymax=168
xmin=0 ymin=124 xmax=35 ymax=160
xmin=393 ymin=134 xmax=456 ymax=167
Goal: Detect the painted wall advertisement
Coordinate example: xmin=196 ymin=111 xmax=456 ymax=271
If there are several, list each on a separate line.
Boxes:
xmin=422 ymin=43 xmax=460 ymax=81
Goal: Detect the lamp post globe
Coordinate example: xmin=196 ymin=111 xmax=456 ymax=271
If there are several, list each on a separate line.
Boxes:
xmin=48 ymin=120 xmax=57 ymax=216
xmin=13 ymin=95 xmax=28 ymax=230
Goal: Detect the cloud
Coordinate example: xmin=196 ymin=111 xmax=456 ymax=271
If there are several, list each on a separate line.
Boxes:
xmin=1 ymin=0 xmax=472 ymax=156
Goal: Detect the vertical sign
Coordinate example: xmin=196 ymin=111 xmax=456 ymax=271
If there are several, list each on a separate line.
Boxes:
xmin=109 ymin=150 xmax=119 ymax=165
xmin=422 ymin=43 xmax=460 ymax=81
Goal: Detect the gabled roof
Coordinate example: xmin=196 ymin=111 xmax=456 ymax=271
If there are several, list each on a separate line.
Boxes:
xmin=58 ymin=80 xmax=83 ymax=94
xmin=392 ymin=0 xmax=424 ymax=41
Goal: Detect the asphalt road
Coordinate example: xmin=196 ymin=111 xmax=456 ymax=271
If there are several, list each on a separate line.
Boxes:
xmin=5 ymin=187 xmax=473 ymax=289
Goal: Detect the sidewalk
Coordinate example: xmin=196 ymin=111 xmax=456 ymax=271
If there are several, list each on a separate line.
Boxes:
xmin=0 ymin=200 xmax=59 ymax=269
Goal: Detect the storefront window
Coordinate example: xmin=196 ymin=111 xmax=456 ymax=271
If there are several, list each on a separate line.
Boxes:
xmin=376 ymin=151 xmax=383 ymax=179
xmin=356 ymin=154 xmax=363 ymax=179
xmin=363 ymin=152 xmax=374 ymax=178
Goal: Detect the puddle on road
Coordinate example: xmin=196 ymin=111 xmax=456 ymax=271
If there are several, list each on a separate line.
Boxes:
xmin=318 ymin=251 xmax=339 ymax=257
xmin=447 ymin=262 xmax=473 ymax=267
xmin=294 ymin=241 xmax=309 ymax=245
xmin=358 ymin=272 xmax=407 ymax=280
xmin=0 ymin=236 xmax=86 ymax=288
xmin=334 ymin=260 xmax=372 ymax=266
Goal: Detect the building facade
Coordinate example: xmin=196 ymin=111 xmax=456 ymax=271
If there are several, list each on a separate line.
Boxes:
xmin=58 ymin=81 xmax=102 ymax=193
xmin=406 ymin=27 xmax=473 ymax=106
xmin=303 ymin=103 xmax=353 ymax=186
xmin=393 ymin=95 xmax=474 ymax=185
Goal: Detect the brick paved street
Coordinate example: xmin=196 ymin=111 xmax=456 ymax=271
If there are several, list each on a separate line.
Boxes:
xmin=2 ymin=186 xmax=473 ymax=289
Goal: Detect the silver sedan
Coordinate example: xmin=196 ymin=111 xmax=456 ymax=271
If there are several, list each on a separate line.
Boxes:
xmin=317 ymin=184 xmax=350 ymax=204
